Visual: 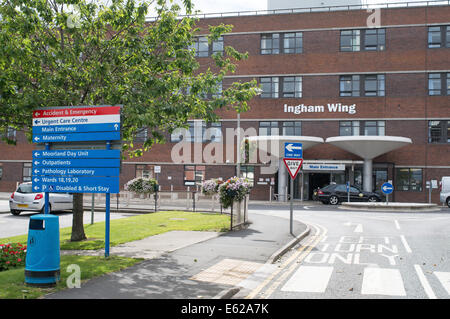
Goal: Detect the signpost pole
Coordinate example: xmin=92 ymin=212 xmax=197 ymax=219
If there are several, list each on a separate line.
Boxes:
xmin=290 ymin=176 xmax=294 ymax=236
xmin=44 ymin=143 xmax=50 ymax=214
xmin=105 ymin=141 xmax=111 ymax=258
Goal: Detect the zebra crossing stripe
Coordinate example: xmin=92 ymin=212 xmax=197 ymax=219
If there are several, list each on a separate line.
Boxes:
xmin=361 ymin=267 xmax=406 ymax=296
xmin=280 ymin=266 xmax=333 ymax=293
xmin=434 ymin=272 xmax=450 ymax=295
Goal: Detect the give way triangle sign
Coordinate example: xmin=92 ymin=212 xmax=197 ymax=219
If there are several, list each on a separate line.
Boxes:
xmin=283 ymin=158 xmax=304 ymax=179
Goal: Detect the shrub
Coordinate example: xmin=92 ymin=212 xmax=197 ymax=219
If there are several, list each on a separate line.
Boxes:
xmin=124 ymin=177 xmax=159 ymax=194
xmin=218 ymin=177 xmax=251 ymax=209
xmin=0 ymin=243 xmax=27 ymax=272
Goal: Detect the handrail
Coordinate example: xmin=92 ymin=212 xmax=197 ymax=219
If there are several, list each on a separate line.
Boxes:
xmin=146 ymin=0 xmax=450 ymax=22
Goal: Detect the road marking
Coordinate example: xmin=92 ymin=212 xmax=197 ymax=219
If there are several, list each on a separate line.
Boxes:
xmin=414 ymin=265 xmax=437 ymax=299
xmin=400 ymin=235 xmax=412 ymax=253
xmin=245 ymin=222 xmax=327 ymax=299
xmin=354 ymin=224 xmax=363 ymax=233
xmin=361 ymin=267 xmax=406 ymax=296
xmin=434 ymin=272 xmax=450 ymax=295
xmin=281 ymin=266 xmax=334 ymax=293
xmin=394 ymin=220 xmax=400 ymax=230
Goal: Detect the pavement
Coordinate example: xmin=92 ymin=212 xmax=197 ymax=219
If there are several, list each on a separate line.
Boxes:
xmin=45 ymin=212 xmax=308 ymax=299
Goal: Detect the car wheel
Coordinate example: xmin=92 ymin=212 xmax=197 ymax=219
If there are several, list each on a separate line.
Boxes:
xmin=40 ymin=204 xmax=52 ymax=214
xmin=329 ymin=195 xmax=339 ymax=205
xmin=368 ymin=196 xmax=378 ymax=202
xmin=10 ymin=210 xmax=20 ymax=216
xmin=447 ymin=198 xmax=450 ymax=208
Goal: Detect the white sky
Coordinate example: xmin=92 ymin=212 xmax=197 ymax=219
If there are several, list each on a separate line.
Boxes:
xmin=163 ymin=0 xmax=444 ymax=15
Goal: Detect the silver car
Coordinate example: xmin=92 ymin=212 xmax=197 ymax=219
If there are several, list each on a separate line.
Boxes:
xmin=9 ymin=182 xmax=73 ymax=215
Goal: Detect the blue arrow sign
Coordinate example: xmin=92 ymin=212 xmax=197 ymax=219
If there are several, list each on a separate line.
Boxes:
xmin=33 ymin=158 xmax=120 ymax=168
xmin=33 ymin=149 xmax=121 ymax=159
xmin=32 ymin=176 xmax=119 ymax=194
xmin=381 ymin=182 xmax=394 ymax=194
xmin=284 ymin=142 xmax=303 ymax=159
xmin=32 ymin=123 xmax=120 ymax=135
xmin=32 ymin=131 xmax=121 ymax=143
xmin=32 ymin=167 xmax=120 ymax=177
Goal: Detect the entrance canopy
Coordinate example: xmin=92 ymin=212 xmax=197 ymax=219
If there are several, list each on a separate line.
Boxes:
xmin=325 ymin=136 xmax=412 ymax=160
xmin=325 ymin=136 xmax=412 ymax=191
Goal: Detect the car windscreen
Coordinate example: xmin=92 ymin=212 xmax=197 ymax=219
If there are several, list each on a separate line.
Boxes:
xmin=320 ymin=184 xmax=336 ymax=191
xmin=16 ymin=184 xmax=33 ymax=193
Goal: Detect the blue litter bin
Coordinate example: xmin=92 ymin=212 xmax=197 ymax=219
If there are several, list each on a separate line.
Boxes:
xmin=25 ymin=214 xmax=60 ymax=287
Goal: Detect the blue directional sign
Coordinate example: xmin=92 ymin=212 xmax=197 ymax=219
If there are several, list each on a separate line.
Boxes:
xmin=32 ymin=131 xmax=121 ymax=143
xmin=33 ymin=167 xmax=120 ymax=177
xmin=284 ymin=142 xmax=303 ymax=159
xmin=33 ymin=158 xmax=120 ymax=168
xmin=32 ymin=123 xmax=120 ymax=135
xmin=32 ymin=176 xmax=120 ymax=194
xmin=33 ymin=149 xmax=121 ymax=159
xmin=381 ymin=182 xmax=394 ymax=194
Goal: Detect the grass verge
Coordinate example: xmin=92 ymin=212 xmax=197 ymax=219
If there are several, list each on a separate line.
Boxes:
xmin=0 ymin=211 xmax=229 ymax=250
xmin=0 ymin=255 xmax=142 ymax=299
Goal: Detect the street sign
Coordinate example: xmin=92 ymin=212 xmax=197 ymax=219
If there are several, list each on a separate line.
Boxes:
xmin=32 ymin=106 xmax=121 ymax=143
xmin=283 ymin=158 xmax=304 ymax=179
xmin=33 ymin=158 xmax=120 ymax=168
xmin=381 ymin=182 xmax=394 ymax=194
xmin=32 ymin=176 xmax=119 ymax=193
xmin=33 ymin=149 xmax=121 ymax=159
xmin=284 ymin=142 xmax=303 ymax=159
xmin=154 ymin=166 xmax=161 ymax=174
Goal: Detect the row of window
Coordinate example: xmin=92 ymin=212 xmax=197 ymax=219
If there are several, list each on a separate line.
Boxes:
xmin=191 ymin=26 xmax=450 ymax=57
xmin=165 ymin=119 xmax=450 ymax=143
xmin=259 ymin=73 xmax=450 ymax=98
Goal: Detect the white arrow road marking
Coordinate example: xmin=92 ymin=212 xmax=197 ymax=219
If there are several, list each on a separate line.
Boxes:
xmin=344 ymin=222 xmax=363 ymax=233
xmin=414 ymin=265 xmax=437 ymax=299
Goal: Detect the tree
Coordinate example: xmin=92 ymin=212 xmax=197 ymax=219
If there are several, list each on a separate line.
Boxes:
xmin=0 ymin=0 xmax=259 ymax=241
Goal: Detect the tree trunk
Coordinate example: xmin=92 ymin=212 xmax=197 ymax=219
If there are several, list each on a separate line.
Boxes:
xmin=71 ymin=193 xmax=86 ymax=242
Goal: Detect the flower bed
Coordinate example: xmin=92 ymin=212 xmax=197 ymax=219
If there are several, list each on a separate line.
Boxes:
xmin=0 ymin=243 xmax=26 ymax=272
xmin=218 ymin=177 xmax=251 ymax=209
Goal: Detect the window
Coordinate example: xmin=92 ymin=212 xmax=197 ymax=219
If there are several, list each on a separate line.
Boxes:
xmin=282 ymin=122 xmax=301 ymax=136
xmin=396 ymin=168 xmax=423 ymax=192
xmin=259 ymin=121 xmax=279 ymax=136
xmin=23 ymin=163 xmax=32 ymax=182
xmin=0 ymin=127 xmax=16 ymax=142
xmin=340 ymin=29 xmax=385 ymax=52
xmin=283 ymin=32 xmax=303 ymax=54
xmin=0 ymin=165 xmax=3 ymax=181
xmin=364 ymin=29 xmax=385 ymax=51
xmin=373 ymin=169 xmax=388 ymax=192
xmin=203 ymin=122 xmax=222 ymax=142
xmin=184 ymin=165 xmax=205 ymax=186
xmin=340 ymin=121 xmax=385 ymax=136
xmin=428 ymin=120 xmax=450 ymax=143
xmin=261 ymin=32 xmax=302 ymax=54
xmin=134 ymin=127 xmax=148 ymax=142
xmin=340 ymin=74 xmax=384 ymax=97
xmin=340 ymin=75 xmax=360 ymax=97
xmin=364 ymin=74 xmax=385 ymax=96
xmin=428 ymin=73 xmax=450 ymax=96
xmin=136 ymin=164 xmax=154 ymax=179
xmin=261 ymin=33 xmax=280 ymax=55
xmin=340 ymin=30 xmax=360 ymax=52
xmin=239 ymin=166 xmax=255 ymax=186
xmin=428 ymin=26 xmax=450 ymax=48
xmin=260 ymin=77 xmax=279 ymax=98
xmin=340 ymin=121 xmax=360 ymax=136
xmin=282 ymin=77 xmax=302 ymax=98
xmin=190 ymin=36 xmax=224 ymax=57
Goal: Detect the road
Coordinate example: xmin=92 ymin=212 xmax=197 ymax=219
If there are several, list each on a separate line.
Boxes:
xmin=239 ymin=203 xmax=450 ymax=299
xmin=0 ymin=200 xmax=136 ymax=238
